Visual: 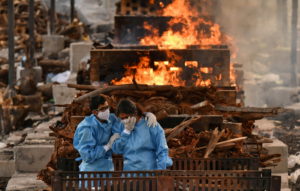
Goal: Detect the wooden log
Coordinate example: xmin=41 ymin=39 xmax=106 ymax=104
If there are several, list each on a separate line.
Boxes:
xmin=73 ymin=84 xmax=212 ymax=102
xmin=215 ymin=89 xmax=237 ymax=105
xmin=215 ymin=105 xmax=285 ymax=121
xmin=39 ymin=59 xmax=69 ymax=68
xmin=204 ymin=128 xmax=225 ymax=158
xmin=166 ymin=116 xmax=202 ymax=141
xmin=70 ymin=116 xmax=84 ymax=130
xmin=196 ymin=137 xmax=247 ymax=150
xmin=37 ymin=83 xmax=54 ymax=98
xmin=190 ymin=100 xmax=209 ymax=109
xmin=14 ymin=93 xmax=43 ymax=113
xmin=67 ymin=83 xmax=98 ymax=91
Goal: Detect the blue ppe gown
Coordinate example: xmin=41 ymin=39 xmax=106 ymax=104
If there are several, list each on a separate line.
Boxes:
xmin=73 ymin=114 xmax=122 ymax=172
xmin=112 ymin=117 xmax=173 ymax=171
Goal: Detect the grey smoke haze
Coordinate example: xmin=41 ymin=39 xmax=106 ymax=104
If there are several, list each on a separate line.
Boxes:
xmin=215 ymin=0 xmax=296 ymax=107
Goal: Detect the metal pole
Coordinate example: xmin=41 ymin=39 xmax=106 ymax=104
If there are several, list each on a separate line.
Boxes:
xmin=277 ymin=0 xmax=283 ymax=32
xmin=8 ymin=0 xmax=15 ymax=89
xmin=28 ymin=0 xmax=35 ymax=67
xmin=291 ymin=0 xmax=298 ymax=87
xmin=282 ymin=0 xmax=288 ymax=43
xmin=50 ymin=0 xmax=55 ymax=34
xmin=70 ymin=0 xmax=75 ymax=23
xmin=277 ymin=0 xmax=288 ymax=44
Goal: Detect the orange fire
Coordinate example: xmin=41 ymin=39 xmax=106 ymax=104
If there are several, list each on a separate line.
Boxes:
xmin=112 ymin=0 xmax=236 ymax=87
xmin=223 ymin=34 xmax=238 ymax=86
xmin=112 ymin=57 xmax=185 ymax=86
xmin=140 ymin=0 xmax=222 ymax=49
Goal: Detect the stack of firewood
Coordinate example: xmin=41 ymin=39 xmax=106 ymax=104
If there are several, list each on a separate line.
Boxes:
xmin=0 ymin=0 xmax=87 ymax=132
xmin=0 ymin=0 xmax=46 ymax=51
xmin=0 ymin=88 xmax=43 ymax=135
xmin=0 ymin=0 xmax=85 ymax=52
xmin=38 ymin=84 xmax=283 ymax=185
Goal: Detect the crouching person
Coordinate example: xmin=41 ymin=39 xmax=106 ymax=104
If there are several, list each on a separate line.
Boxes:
xmin=73 ymin=95 xmax=120 ymax=172
xmin=73 ymin=96 xmax=158 ymax=189
xmin=112 ymin=99 xmax=173 ymax=171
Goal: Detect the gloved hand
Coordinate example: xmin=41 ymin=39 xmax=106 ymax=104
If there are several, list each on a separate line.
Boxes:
xmin=105 ymin=133 xmax=120 ymax=150
xmin=123 ymin=117 xmax=136 ymax=132
xmin=145 ymin=112 xmax=158 ymax=128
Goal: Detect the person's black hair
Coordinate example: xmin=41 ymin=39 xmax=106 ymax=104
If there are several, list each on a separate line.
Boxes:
xmin=116 ymin=99 xmax=138 ymax=116
xmin=90 ymin=95 xmax=106 ymax=111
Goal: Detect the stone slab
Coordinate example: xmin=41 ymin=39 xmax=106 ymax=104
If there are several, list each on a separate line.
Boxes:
xmin=6 ymin=173 xmax=49 ymax=191
xmin=263 ymin=139 xmax=288 ymax=173
xmin=35 ymin=116 xmax=61 ymax=133
xmin=14 ymin=145 xmax=54 ymax=173
xmin=5 ymin=132 xmax=26 ymax=146
xmin=52 ymin=84 xmax=78 ymax=113
xmin=0 ymin=160 xmax=15 ymax=177
xmin=70 ymin=41 xmax=93 ymax=73
xmin=0 ymin=149 xmax=13 ymax=160
xmin=42 ymin=35 xmax=65 ymax=57
xmin=23 ymin=132 xmax=55 ymax=145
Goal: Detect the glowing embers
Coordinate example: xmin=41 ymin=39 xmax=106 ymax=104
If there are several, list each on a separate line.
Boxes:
xmin=200 ymin=67 xmax=213 ymax=74
xmin=112 ymin=58 xmax=184 ymax=86
xmin=185 ymin=61 xmax=198 ymax=68
xmin=112 ymin=58 xmax=224 ymax=87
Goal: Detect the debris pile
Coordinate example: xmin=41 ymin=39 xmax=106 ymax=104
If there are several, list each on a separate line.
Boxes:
xmin=0 ymin=0 xmax=84 ymax=52
xmin=0 ymin=0 xmax=87 ymax=134
xmin=38 ymin=84 xmax=283 ymax=185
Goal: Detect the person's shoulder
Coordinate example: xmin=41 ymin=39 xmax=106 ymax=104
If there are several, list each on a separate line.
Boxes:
xmin=109 ymin=113 xmax=118 ymax=121
xmin=147 ymin=120 xmax=163 ymax=131
xmin=77 ymin=114 xmax=97 ymax=129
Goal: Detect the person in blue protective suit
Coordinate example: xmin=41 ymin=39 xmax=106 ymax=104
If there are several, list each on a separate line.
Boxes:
xmin=73 ymin=95 xmax=158 ymax=172
xmin=112 ymin=99 xmax=173 ymax=171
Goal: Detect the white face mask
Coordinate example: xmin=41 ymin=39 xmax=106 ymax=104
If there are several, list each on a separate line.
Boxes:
xmin=97 ymin=108 xmax=110 ymax=121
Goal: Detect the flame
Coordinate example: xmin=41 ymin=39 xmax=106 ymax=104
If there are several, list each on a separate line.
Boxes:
xmin=112 ymin=0 xmax=237 ymax=87
xmin=223 ymin=34 xmax=238 ymax=86
xmin=185 ymin=61 xmax=198 ymax=68
xmin=140 ymin=0 xmax=222 ymax=49
xmin=112 ymin=57 xmax=185 ymax=86
xmin=196 ymin=79 xmax=212 ymax=87
xmin=200 ymin=67 xmax=213 ymax=74
xmin=112 ymin=56 xmax=215 ymax=87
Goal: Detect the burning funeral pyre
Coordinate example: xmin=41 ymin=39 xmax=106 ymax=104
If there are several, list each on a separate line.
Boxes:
xmin=38 ymin=0 xmax=281 ymax=185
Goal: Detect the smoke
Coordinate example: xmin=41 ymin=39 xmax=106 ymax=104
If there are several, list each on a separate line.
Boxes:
xmin=214 ymin=0 xmax=296 ymax=107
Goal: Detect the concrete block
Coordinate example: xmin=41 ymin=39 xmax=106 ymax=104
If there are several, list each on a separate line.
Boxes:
xmin=0 ymin=149 xmax=15 ymax=177
xmin=14 ymin=145 xmax=54 ymax=173
xmin=24 ymin=132 xmax=55 ymax=145
xmin=0 ymin=160 xmax=15 ymax=177
xmin=42 ymin=35 xmax=65 ymax=56
xmin=35 ymin=116 xmax=61 ymax=133
xmin=5 ymin=131 xmax=26 ymax=146
xmin=52 ymin=84 xmax=77 ymax=112
xmin=6 ymin=173 xmax=49 ymax=191
xmin=263 ymin=139 xmax=288 ymax=173
xmin=70 ymin=41 xmax=93 ymax=73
